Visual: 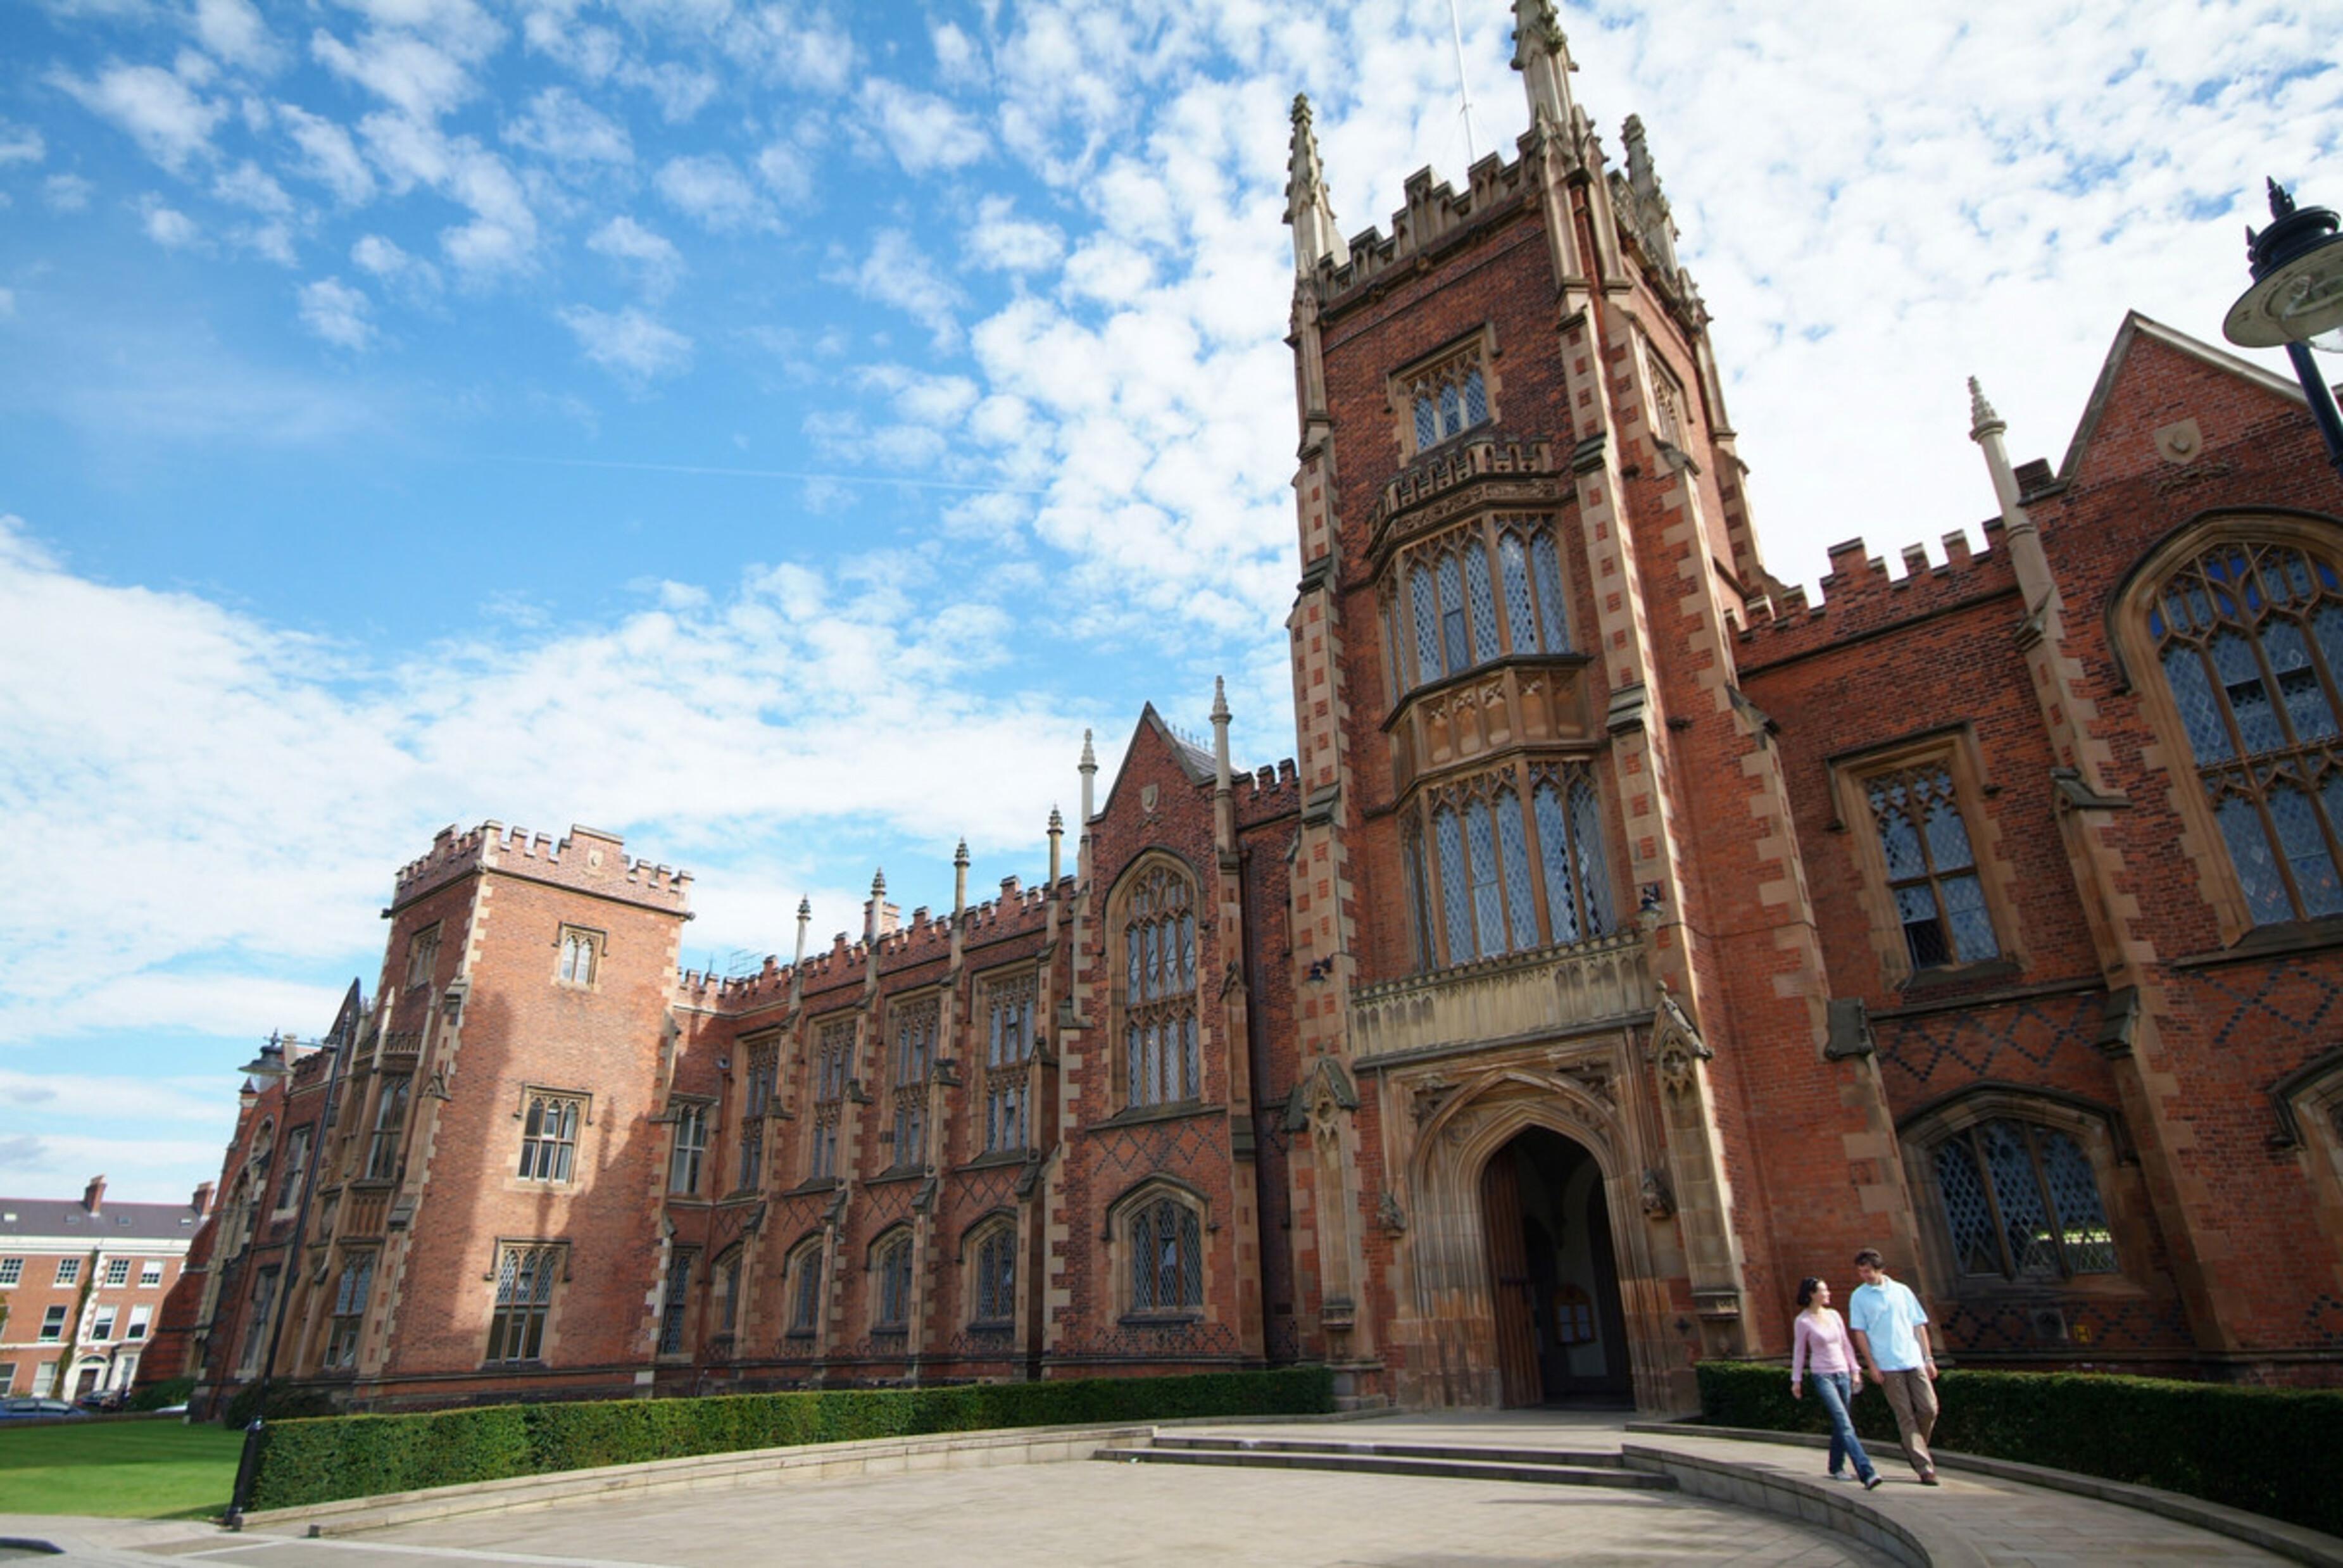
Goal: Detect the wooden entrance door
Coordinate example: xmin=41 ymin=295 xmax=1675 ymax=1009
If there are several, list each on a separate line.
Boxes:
xmin=1481 ymin=1151 xmax=1542 ymax=1407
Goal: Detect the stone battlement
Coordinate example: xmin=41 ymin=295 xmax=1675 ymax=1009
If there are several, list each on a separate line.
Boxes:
xmin=393 ymin=822 xmax=693 ymax=913
xmin=1314 ymin=144 xmax=1537 ymax=313
xmin=1735 ymin=519 xmax=2020 ymax=666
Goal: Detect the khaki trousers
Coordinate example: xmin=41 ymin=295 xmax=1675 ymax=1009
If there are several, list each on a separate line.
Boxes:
xmin=1876 ymin=1367 xmax=1938 ymax=1476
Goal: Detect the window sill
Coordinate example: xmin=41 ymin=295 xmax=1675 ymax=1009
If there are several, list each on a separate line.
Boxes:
xmin=2173 ymin=917 xmax=2343 ymax=969
xmin=958 ymin=1149 xmax=1033 ymax=1172
xmin=1380 ymin=650 xmax=1594 ymax=732
xmin=1118 ymin=1312 xmax=1203 ymax=1328
xmin=1896 ymin=956 xmax=2023 ymax=997
xmin=1088 ymin=1101 xmax=1221 ymax=1132
xmin=865 ymin=1166 xmax=927 ymax=1186
xmin=784 ymin=1177 xmax=843 ymax=1197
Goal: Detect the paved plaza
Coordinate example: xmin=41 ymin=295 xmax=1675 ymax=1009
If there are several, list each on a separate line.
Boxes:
xmin=0 ymin=1412 xmax=2308 ymax=1567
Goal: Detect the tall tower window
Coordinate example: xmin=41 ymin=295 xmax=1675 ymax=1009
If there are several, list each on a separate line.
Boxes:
xmin=1402 ymin=341 xmax=1493 ymax=455
xmin=1412 ymin=764 xmax=1614 ymax=970
xmin=1117 ymin=860 xmax=1200 ymax=1109
xmin=1864 ymin=765 xmax=1998 ymax=970
xmin=1390 ymin=518 xmax=1573 ymax=696
xmin=889 ymin=998 xmax=936 ymax=1170
xmin=983 ymin=972 xmax=1037 ymax=1153
xmin=810 ymin=1018 xmax=853 ymax=1181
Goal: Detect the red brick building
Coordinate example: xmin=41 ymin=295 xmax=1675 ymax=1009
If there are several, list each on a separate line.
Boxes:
xmin=1 ymin=1176 xmax=208 ymax=1401
xmin=184 ymin=1 xmax=2343 ymax=1417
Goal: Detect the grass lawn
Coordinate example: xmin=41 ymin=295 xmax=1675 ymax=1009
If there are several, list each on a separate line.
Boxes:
xmin=0 ymin=1419 xmax=242 ymax=1519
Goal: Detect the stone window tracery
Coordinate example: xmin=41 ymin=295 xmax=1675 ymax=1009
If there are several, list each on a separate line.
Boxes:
xmin=982 ymin=972 xmax=1036 ymax=1153
xmin=516 ymin=1092 xmax=582 ymax=1182
xmin=2150 ymin=538 xmax=2343 ymax=924
xmin=969 ymin=1219 xmax=1015 ymax=1326
xmin=810 ymin=1018 xmax=853 ymax=1181
xmin=786 ymin=1237 xmax=824 ymax=1338
xmin=484 ymin=1243 xmax=560 ymax=1364
xmin=1402 ymin=342 xmax=1492 ymax=454
xmin=1409 ymin=763 xmax=1614 ymax=970
xmin=872 ymin=1230 xmax=912 ymax=1333
xmin=1390 ymin=518 xmax=1573 ymax=696
xmin=325 ymin=1251 xmax=374 ymax=1369
xmin=1117 ymin=862 xmax=1200 ymax=1109
xmin=656 ymin=1249 xmax=693 ymax=1355
xmin=1126 ymin=1193 xmax=1203 ymax=1317
xmin=738 ymin=1041 xmax=777 ymax=1192
xmin=364 ymin=1076 xmax=409 ymax=1182
xmin=555 ymin=925 xmax=601 ymax=986
xmin=403 ymin=924 xmax=439 ymax=990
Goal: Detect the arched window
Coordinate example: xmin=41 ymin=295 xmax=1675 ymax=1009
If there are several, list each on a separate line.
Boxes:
xmin=1128 ymin=1193 xmax=1202 ymax=1315
xmin=325 ymin=1251 xmax=373 ymax=1369
xmin=1931 ymin=1119 xmax=2116 ymax=1280
xmin=1405 ymin=348 xmax=1491 ymax=453
xmin=1392 ymin=521 xmax=1572 ymax=696
xmin=486 ymin=1243 xmax=560 ymax=1364
xmin=889 ymin=998 xmax=936 ymax=1170
xmin=713 ymin=1246 xmax=743 ymax=1335
xmin=786 ymin=1238 xmax=824 ymax=1338
xmin=517 ymin=1093 xmax=581 ymax=1182
xmin=970 ymin=1221 xmax=1016 ymax=1326
xmin=872 ymin=1231 xmax=913 ymax=1333
xmin=555 ymin=927 xmax=599 ymax=986
xmin=1119 ymin=861 xmax=1200 ymax=1108
xmin=2149 ymin=537 xmax=2343 ymax=924
xmin=982 ymin=972 xmax=1036 ymax=1151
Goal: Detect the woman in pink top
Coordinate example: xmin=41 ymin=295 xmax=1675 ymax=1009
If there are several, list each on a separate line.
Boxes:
xmin=1791 ymin=1277 xmax=1881 ymax=1488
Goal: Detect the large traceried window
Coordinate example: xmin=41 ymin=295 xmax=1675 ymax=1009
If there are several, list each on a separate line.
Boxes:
xmin=1120 ymin=862 xmax=1200 ymax=1109
xmin=983 ymin=972 xmax=1036 ymax=1153
xmin=889 ymin=998 xmax=936 ymax=1170
xmin=2150 ymin=538 xmax=2343 ymax=924
xmin=1394 ymin=517 xmax=1574 ymax=694
xmin=364 ymin=1076 xmax=410 ymax=1182
xmin=516 ymin=1093 xmax=582 ymax=1182
xmin=786 ymin=1238 xmax=825 ymax=1338
xmin=1864 ymin=764 xmax=1999 ymax=970
xmin=485 ymin=1243 xmax=560 ymax=1364
xmin=1932 ymin=1119 xmax=2116 ymax=1281
xmin=1410 ymin=763 xmax=1613 ymax=970
xmin=1126 ymin=1193 xmax=1203 ymax=1316
xmin=809 ymin=1018 xmax=853 ymax=1181
xmin=1402 ymin=341 xmax=1492 ymax=454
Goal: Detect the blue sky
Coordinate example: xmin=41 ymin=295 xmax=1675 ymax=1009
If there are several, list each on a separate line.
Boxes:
xmin=2 ymin=0 xmax=2339 ymax=1203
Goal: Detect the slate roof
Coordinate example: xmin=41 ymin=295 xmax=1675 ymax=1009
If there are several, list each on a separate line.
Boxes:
xmin=0 ymin=1197 xmax=203 ymax=1244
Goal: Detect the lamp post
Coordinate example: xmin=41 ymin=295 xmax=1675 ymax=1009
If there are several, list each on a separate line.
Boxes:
xmin=2223 ymin=179 xmax=2343 ymax=481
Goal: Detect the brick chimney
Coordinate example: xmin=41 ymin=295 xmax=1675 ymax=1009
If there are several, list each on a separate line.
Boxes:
xmin=192 ymin=1181 xmax=215 ymax=1217
xmin=83 ymin=1174 xmax=106 ymax=1214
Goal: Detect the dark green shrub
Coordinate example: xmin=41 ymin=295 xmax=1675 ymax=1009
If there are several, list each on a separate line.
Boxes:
xmin=129 ymin=1377 xmax=196 ymax=1412
xmin=221 ymin=1384 xmax=339 ymax=1427
xmin=250 ymin=1365 xmax=1335 ymax=1511
xmin=1696 ymin=1360 xmax=2343 ymax=1537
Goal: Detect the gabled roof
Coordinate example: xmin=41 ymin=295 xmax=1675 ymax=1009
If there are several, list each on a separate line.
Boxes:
xmin=2057 ymin=311 xmax=2311 ymax=482
xmin=1092 ymin=703 xmax=1217 ymax=823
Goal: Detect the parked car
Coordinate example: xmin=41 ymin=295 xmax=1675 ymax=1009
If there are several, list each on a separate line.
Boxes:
xmin=0 ymin=1398 xmax=89 ymax=1421
xmin=75 ymin=1388 xmax=129 ymax=1412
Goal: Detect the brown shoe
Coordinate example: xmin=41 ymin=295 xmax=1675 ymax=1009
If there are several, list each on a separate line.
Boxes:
xmin=1919 ymin=1471 xmax=1940 ymax=1486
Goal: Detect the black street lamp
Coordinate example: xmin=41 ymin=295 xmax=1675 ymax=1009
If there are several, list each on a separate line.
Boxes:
xmin=2223 ymin=179 xmax=2343 ymax=481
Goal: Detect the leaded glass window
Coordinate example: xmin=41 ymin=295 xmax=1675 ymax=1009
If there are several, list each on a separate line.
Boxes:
xmin=1464 ymin=799 xmax=1504 ymax=960
xmin=874 ymin=1234 xmax=912 ymax=1331
xmin=485 ymin=1245 xmax=558 ymax=1364
xmin=1410 ymin=563 xmax=1443 ymax=684
xmin=2151 ymin=539 xmax=2343 ymax=923
xmin=364 ymin=1076 xmax=409 ymax=1182
xmin=1567 ymin=772 xmax=1615 ymax=936
xmin=1932 ymin=1119 xmax=2116 ymax=1280
xmin=1495 ymin=789 xmax=1538 ymax=951
xmin=984 ymin=972 xmax=1036 ymax=1152
xmin=517 ymin=1093 xmax=581 ymax=1182
xmin=1434 ymin=806 xmax=1473 ymax=963
xmin=325 ymin=1252 xmax=373 ymax=1369
xmin=1406 ymin=349 xmax=1491 ymax=453
xmin=1393 ymin=520 xmax=1571 ymax=694
xmin=1464 ymin=546 xmax=1500 ymax=663
xmin=1499 ymin=534 xmax=1540 ymax=655
xmin=1128 ymin=1196 xmax=1203 ymax=1314
xmin=669 ymin=1102 xmax=707 ymax=1195
xmin=788 ymin=1241 xmax=824 ymax=1336
xmin=657 ymin=1251 xmax=692 ymax=1355
xmin=556 ymin=928 xmax=596 ymax=985
xmin=1531 ymin=529 xmax=1571 ymax=651
xmin=1122 ymin=863 xmax=1200 ymax=1107
xmin=810 ymin=1018 xmax=853 ymax=1181
xmin=1439 ymin=555 xmax=1468 ymax=674
xmin=739 ymin=1042 xmax=777 ymax=1191
xmin=1864 ymin=764 xmax=1997 ymax=970
xmin=973 ymin=1224 xmax=1016 ymax=1325
xmin=1414 ymin=767 xmax=1612 ymax=971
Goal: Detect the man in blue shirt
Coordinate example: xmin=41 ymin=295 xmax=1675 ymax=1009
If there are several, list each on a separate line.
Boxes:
xmin=1847 ymin=1247 xmax=1939 ymax=1484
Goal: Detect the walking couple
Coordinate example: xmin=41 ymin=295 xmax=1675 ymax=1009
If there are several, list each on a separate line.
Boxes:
xmin=1789 ymin=1248 xmax=1940 ymax=1487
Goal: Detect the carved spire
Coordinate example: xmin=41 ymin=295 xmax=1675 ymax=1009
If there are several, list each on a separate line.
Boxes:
xmin=793 ymin=895 xmax=812 ymax=966
xmin=1077 ymin=727 xmax=1098 ymax=825
xmin=952 ymin=838 xmax=969 ymax=917
xmin=1966 ymin=375 xmax=2055 ymax=614
xmin=1620 ymin=115 xmax=1681 ymax=277
xmin=1511 ymin=0 xmax=1576 ymax=130
xmin=1047 ymin=805 xmax=1064 ymax=884
xmin=1210 ymin=677 xmax=1234 ymax=856
xmin=1966 ymin=376 xmax=2003 ymax=442
xmin=1285 ymin=94 xmax=1340 ymax=274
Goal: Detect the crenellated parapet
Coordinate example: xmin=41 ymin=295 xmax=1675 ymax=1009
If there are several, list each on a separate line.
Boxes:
xmin=1311 ymin=149 xmax=1539 ymax=318
xmin=392 ymin=821 xmax=693 ymax=914
xmin=1367 ymin=437 xmax=1564 ymax=567
xmin=1735 ymin=520 xmax=2021 ymax=667
xmin=1235 ymin=759 xmax=1302 ymax=830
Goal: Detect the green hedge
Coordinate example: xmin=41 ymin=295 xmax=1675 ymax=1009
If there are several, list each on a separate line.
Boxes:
xmin=248 ymin=1366 xmax=1335 ymax=1511
xmin=1697 ymin=1360 xmax=2343 ymax=1538
xmin=128 ymin=1377 xmax=196 ymax=1413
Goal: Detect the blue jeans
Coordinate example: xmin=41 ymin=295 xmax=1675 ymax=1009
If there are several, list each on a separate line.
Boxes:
xmin=1810 ymin=1371 xmax=1875 ymax=1479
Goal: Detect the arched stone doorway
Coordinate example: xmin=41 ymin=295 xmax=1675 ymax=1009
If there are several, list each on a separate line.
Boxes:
xmin=1479 ymin=1126 xmax=1631 ymax=1405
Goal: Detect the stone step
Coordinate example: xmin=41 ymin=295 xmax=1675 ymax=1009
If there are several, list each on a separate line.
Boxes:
xmin=1150 ymin=1434 xmax=1633 ymax=1468
xmin=1092 ymin=1444 xmax=1674 ymax=1490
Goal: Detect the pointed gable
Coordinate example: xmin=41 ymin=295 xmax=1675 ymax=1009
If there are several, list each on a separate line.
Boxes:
xmin=1094 ymin=703 xmax=1216 ymax=824
xmin=2056 ymin=312 xmax=2311 ymax=493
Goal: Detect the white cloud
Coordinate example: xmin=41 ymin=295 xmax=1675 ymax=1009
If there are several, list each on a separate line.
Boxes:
xmin=587 ymin=215 xmax=684 ymax=299
xmin=311 ymin=26 xmax=475 ymax=121
xmin=298 ymin=276 xmax=374 ymax=348
xmin=49 ymin=63 xmax=225 ymax=173
xmin=350 ymin=232 xmax=441 ymax=299
xmin=858 ymin=78 xmax=989 ymax=175
xmin=44 ymin=173 xmax=94 ymax=211
xmin=557 ymin=303 xmax=692 ymax=382
xmin=0 ymin=120 xmax=43 ymax=165
xmin=755 ymin=134 xmax=815 ymax=204
xmin=968 ymin=194 xmax=1063 ymax=273
xmin=276 ymin=103 xmax=376 ymax=205
xmin=353 ymin=113 xmax=538 ymax=280
xmin=931 ymin=22 xmax=985 ymax=90
xmin=139 ymin=198 xmax=200 ymax=248
xmin=191 ymin=0 xmax=281 ymax=72
xmin=831 ymin=228 xmax=963 ymax=351
xmin=235 ymin=218 xmax=298 ymax=265
xmin=654 ymin=152 xmax=768 ymax=232
xmin=505 ymin=85 xmax=632 ymax=166
xmin=211 ymin=157 xmax=292 ymax=214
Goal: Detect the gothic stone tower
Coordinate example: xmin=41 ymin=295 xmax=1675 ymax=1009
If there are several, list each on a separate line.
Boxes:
xmin=1279 ymin=0 xmax=1918 ymax=1412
